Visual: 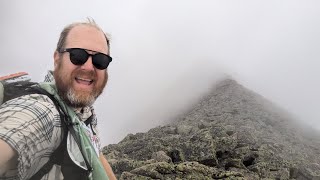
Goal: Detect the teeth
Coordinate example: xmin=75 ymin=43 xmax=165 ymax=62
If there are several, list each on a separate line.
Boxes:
xmin=76 ymin=77 xmax=93 ymax=82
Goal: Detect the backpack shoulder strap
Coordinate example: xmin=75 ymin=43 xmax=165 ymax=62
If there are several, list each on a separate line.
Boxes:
xmin=1 ymin=81 xmax=38 ymax=103
xmin=25 ymin=85 xmax=71 ymax=180
xmin=30 ymin=84 xmax=92 ymax=180
xmin=0 ymin=82 xmax=4 ymax=104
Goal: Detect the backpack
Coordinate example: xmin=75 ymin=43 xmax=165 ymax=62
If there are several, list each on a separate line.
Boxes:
xmin=0 ymin=72 xmax=94 ymax=180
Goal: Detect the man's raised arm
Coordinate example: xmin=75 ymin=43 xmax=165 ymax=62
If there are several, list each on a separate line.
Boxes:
xmin=0 ymin=139 xmax=17 ymax=174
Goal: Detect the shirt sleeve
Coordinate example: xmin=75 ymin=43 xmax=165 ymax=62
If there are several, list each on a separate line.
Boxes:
xmin=0 ymin=94 xmax=62 ymax=180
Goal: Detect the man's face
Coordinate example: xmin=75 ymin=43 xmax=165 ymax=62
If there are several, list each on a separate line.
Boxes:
xmin=53 ymin=25 xmax=109 ymax=108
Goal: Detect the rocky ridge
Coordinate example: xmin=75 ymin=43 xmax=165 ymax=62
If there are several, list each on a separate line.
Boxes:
xmin=102 ymin=79 xmax=320 ymax=179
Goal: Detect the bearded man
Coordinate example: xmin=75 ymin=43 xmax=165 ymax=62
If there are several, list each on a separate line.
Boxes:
xmin=0 ymin=20 xmax=117 ymax=180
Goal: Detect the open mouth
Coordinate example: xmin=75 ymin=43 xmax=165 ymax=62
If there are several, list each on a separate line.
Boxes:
xmin=75 ymin=77 xmax=94 ymax=85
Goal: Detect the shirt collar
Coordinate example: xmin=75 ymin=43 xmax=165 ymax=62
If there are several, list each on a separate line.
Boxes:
xmin=44 ymin=70 xmax=55 ymax=83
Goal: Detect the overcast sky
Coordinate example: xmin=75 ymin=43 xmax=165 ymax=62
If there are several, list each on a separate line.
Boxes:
xmin=1 ymin=0 xmax=320 ymax=145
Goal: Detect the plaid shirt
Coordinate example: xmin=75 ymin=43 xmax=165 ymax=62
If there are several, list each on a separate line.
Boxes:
xmin=0 ymin=71 xmax=101 ymax=180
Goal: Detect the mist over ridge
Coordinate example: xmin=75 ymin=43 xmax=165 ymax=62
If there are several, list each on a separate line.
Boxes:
xmin=1 ymin=1 xmax=320 ymax=145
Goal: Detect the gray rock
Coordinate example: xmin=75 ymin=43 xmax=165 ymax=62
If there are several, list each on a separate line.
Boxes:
xmin=151 ymin=151 xmax=172 ymax=163
xmin=102 ymin=79 xmax=320 ymax=179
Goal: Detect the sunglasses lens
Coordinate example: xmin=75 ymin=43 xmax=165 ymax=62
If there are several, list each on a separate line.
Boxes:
xmin=69 ymin=49 xmax=88 ymax=65
xmin=92 ymin=54 xmax=112 ymax=70
xmin=65 ymin=48 xmax=112 ymax=70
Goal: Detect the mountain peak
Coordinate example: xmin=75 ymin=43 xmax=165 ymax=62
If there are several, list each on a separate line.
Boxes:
xmin=103 ymin=78 xmax=320 ymax=179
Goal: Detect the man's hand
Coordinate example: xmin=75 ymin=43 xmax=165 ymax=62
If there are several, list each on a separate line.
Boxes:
xmin=0 ymin=139 xmax=17 ymax=174
xmin=99 ymin=152 xmax=117 ymax=180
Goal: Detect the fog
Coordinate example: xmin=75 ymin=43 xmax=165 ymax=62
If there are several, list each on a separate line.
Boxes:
xmin=1 ymin=0 xmax=320 ymax=145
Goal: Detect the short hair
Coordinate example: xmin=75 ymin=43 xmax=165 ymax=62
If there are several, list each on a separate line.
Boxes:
xmin=56 ymin=18 xmax=110 ymax=54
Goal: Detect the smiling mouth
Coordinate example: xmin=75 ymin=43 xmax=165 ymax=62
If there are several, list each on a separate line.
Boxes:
xmin=75 ymin=77 xmax=94 ymax=85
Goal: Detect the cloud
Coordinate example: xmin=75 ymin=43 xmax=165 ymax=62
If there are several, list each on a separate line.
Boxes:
xmin=1 ymin=0 xmax=320 ymax=145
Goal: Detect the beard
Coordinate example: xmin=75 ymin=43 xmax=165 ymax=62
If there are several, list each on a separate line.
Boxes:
xmin=54 ymin=61 xmax=107 ymax=108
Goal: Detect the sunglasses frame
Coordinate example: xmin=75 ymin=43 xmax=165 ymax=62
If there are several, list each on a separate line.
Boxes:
xmin=59 ymin=48 xmax=112 ymax=70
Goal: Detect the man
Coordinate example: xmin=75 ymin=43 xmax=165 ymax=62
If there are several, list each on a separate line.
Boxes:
xmin=0 ymin=20 xmax=117 ymax=179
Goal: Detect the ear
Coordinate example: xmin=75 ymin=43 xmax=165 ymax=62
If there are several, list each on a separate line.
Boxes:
xmin=53 ymin=51 xmax=60 ymax=70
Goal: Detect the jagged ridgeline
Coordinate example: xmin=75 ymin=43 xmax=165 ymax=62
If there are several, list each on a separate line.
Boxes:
xmin=102 ymin=79 xmax=320 ymax=180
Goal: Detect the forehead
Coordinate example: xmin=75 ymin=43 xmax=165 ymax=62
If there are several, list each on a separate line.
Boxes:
xmin=65 ymin=25 xmax=109 ymax=54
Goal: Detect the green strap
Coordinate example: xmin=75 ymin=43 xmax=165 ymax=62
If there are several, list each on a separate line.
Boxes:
xmin=39 ymin=82 xmax=109 ymax=180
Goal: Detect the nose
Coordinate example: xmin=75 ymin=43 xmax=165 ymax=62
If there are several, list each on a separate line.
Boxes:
xmin=80 ymin=56 xmax=95 ymax=71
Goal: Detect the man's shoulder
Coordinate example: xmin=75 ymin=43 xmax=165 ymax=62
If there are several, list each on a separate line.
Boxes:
xmin=0 ymin=93 xmax=60 ymax=121
xmin=3 ymin=93 xmax=56 ymax=107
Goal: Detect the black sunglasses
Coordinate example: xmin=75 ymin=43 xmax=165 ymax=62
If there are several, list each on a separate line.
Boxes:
xmin=59 ymin=48 xmax=112 ymax=70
